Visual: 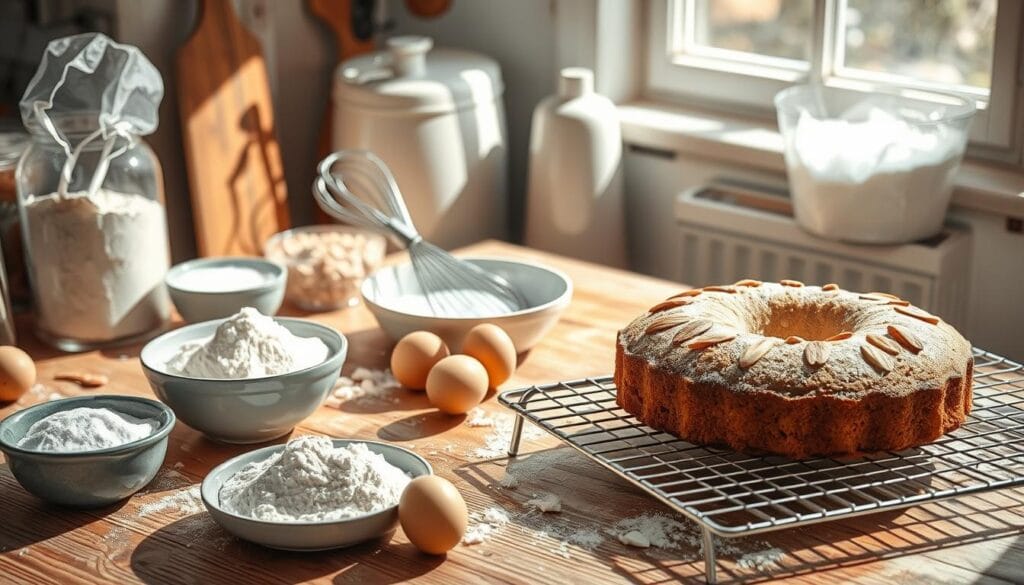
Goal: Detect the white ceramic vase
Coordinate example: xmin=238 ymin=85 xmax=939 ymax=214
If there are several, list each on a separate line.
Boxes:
xmin=525 ymin=67 xmax=627 ymax=268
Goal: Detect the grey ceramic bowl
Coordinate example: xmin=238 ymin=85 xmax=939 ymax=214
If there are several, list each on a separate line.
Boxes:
xmin=201 ymin=439 xmax=431 ymax=550
xmin=140 ymin=318 xmax=346 ymax=444
xmin=361 ymin=257 xmax=573 ymax=352
xmin=166 ymin=257 xmax=287 ymax=323
xmin=0 ymin=395 xmax=175 ymax=508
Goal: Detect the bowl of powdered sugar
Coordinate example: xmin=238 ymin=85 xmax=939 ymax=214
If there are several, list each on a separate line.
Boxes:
xmin=140 ymin=308 xmax=346 ymax=443
xmin=0 ymin=395 xmax=175 ymax=507
xmin=166 ymin=257 xmax=286 ymax=323
xmin=201 ymin=436 xmax=431 ymax=550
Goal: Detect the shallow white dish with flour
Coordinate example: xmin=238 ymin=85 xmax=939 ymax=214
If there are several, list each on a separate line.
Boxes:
xmin=201 ymin=439 xmax=431 ymax=551
xmin=361 ymin=257 xmax=572 ymax=352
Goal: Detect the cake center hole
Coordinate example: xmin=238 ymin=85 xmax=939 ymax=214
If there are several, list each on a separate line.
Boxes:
xmin=758 ymin=298 xmax=855 ymax=341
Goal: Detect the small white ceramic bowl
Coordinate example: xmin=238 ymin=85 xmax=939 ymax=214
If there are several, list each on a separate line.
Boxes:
xmin=361 ymin=257 xmax=572 ymax=352
xmin=201 ymin=439 xmax=431 ymax=550
xmin=166 ymin=257 xmax=286 ymax=323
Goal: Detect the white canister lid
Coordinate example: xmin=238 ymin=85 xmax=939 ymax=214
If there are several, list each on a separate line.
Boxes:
xmin=334 ymin=35 xmax=504 ymax=114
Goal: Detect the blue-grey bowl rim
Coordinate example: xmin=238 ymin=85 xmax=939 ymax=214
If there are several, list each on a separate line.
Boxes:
xmin=201 ymin=438 xmax=432 ymax=527
xmin=139 ymin=317 xmax=346 ymax=384
xmin=166 ymin=256 xmax=286 ymax=297
xmin=0 ymin=394 xmax=176 ymax=459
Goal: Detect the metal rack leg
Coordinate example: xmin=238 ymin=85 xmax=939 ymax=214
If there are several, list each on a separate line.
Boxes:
xmin=702 ymin=527 xmax=718 ymax=584
xmin=507 ymin=413 xmax=525 ymax=457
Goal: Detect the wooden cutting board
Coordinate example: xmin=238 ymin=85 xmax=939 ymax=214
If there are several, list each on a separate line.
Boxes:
xmin=308 ymin=0 xmax=376 ymax=223
xmin=176 ymin=0 xmax=291 ymax=257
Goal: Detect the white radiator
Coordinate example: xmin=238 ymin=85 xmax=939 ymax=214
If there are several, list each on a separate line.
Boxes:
xmin=675 ymin=181 xmax=973 ymax=328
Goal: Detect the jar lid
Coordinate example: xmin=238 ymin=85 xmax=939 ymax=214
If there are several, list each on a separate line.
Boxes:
xmin=334 ymin=36 xmax=503 ymax=114
xmin=0 ymin=133 xmax=31 ymax=171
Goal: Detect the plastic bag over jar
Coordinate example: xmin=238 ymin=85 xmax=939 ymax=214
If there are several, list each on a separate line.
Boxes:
xmin=17 ymin=33 xmax=171 ymax=351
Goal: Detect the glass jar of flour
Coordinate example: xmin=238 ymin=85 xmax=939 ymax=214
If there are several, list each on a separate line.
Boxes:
xmin=16 ymin=34 xmax=171 ymax=351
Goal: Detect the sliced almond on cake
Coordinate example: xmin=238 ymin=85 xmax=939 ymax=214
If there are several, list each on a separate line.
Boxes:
xmin=780 ymin=279 xmax=804 ymax=287
xmin=703 ymin=285 xmax=738 ymax=294
xmin=739 ymin=337 xmax=781 ymax=368
xmin=671 ymin=319 xmax=714 ymax=345
xmin=866 ymin=333 xmax=901 ymax=355
xmin=825 ymin=331 xmax=853 ymax=341
xmin=648 ymin=298 xmax=692 ymax=314
xmin=645 ymin=313 xmax=693 ymax=335
xmin=804 ymin=341 xmax=830 ymax=367
xmin=669 ymin=289 xmax=702 ymax=299
xmin=686 ymin=328 xmax=737 ymax=350
xmin=822 ymin=283 xmax=840 ymax=291
xmin=861 ymin=343 xmax=895 ymax=373
xmin=887 ymin=324 xmax=924 ymax=353
xmin=733 ymin=279 xmax=762 ymax=287
xmin=785 ymin=335 xmax=805 ymax=344
xmin=895 ymin=305 xmax=941 ymax=325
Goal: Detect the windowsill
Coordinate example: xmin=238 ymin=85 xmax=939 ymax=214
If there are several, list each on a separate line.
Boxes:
xmin=618 ymin=99 xmax=1024 ymax=217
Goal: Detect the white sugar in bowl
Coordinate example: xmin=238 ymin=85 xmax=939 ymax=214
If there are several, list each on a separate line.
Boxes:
xmin=333 ymin=36 xmax=508 ymax=250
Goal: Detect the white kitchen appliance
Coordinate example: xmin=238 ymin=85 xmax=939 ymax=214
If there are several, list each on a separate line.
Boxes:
xmin=676 ymin=181 xmax=972 ymax=328
xmin=332 ymin=36 xmax=507 ymax=249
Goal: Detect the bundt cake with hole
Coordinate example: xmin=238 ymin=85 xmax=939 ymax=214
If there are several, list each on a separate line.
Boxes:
xmin=615 ymin=280 xmax=973 ymax=458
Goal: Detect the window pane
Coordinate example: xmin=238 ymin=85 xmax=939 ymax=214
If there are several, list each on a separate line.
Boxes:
xmin=691 ymin=0 xmax=814 ymax=61
xmin=841 ymin=0 xmax=996 ymax=90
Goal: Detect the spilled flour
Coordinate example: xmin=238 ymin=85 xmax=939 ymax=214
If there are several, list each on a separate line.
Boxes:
xmin=466 ymin=408 xmax=496 ymax=427
xmin=138 ymin=485 xmax=203 ymax=517
xmin=463 ymin=507 xmax=511 ymax=545
xmin=324 ymin=368 xmax=400 ymax=408
xmin=469 ymin=414 xmax=545 ymax=459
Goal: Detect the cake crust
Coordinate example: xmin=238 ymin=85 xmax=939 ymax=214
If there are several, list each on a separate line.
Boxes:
xmin=615 ymin=282 xmax=974 ymax=458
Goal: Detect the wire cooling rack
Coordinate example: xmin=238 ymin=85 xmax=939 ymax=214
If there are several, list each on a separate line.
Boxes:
xmin=499 ymin=348 xmax=1024 ymax=584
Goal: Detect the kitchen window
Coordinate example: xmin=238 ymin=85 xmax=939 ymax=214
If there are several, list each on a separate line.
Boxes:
xmin=645 ymin=0 xmax=1022 ymax=151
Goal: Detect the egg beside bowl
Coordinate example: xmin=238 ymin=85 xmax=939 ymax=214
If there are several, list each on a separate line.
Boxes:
xmin=0 ymin=395 xmax=175 ymax=508
xmin=140 ymin=317 xmax=347 ymax=443
xmin=361 ymin=257 xmax=572 ymax=352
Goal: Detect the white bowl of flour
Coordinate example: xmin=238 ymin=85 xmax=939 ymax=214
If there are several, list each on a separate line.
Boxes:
xmin=140 ymin=311 xmax=346 ymax=443
xmin=201 ymin=437 xmax=431 ymax=550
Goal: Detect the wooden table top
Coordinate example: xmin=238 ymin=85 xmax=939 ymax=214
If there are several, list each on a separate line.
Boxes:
xmin=1 ymin=240 xmax=1021 ymax=584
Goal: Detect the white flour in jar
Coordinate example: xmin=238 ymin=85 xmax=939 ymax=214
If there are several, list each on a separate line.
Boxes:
xmin=17 ymin=407 xmax=157 ymax=452
xmin=24 ymin=189 xmax=170 ymax=342
xmin=166 ymin=307 xmax=328 ymax=379
xmin=219 ymin=436 xmax=410 ymax=522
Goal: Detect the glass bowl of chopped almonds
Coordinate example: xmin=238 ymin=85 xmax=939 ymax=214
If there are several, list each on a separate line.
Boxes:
xmin=265 ymin=225 xmax=387 ymax=312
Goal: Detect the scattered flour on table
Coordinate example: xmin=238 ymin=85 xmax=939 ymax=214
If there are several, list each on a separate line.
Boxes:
xmin=466 ymin=408 xmax=496 ymax=427
xmin=738 ymin=547 xmax=786 ymax=571
xmin=17 ymin=407 xmax=156 ymax=452
xmin=526 ymin=492 xmax=562 ymax=513
xmin=166 ymin=307 xmax=328 ymax=379
xmin=139 ymin=484 xmax=203 ymax=517
xmin=219 ymin=436 xmax=410 ymax=522
xmin=469 ymin=414 xmax=544 ymax=459
xmin=324 ymin=368 xmax=399 ymax=408
xmin=463 ymin=507 xmax=511 ymax=545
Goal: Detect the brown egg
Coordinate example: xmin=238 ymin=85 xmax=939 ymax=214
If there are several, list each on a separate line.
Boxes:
xmin=390 ymin=331 xmax=449 ymax=390
xmin=461 ymin=324 xmax=517 ymax=388
xmin=399 ymin=475 xmax=468 ymax=554
xmin=425 ymin=355 xmax=487 ymax=415
xmin=0 ymin=346 xmax=35 ymax=402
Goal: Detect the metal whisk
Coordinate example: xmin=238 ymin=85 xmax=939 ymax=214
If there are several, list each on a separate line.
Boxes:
xmin=312 ymin=150 xmax=525 ymax=317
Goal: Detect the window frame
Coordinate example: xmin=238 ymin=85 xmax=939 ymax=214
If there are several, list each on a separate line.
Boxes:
xmin=645 ymin=0 xmax=1023 ymax=153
